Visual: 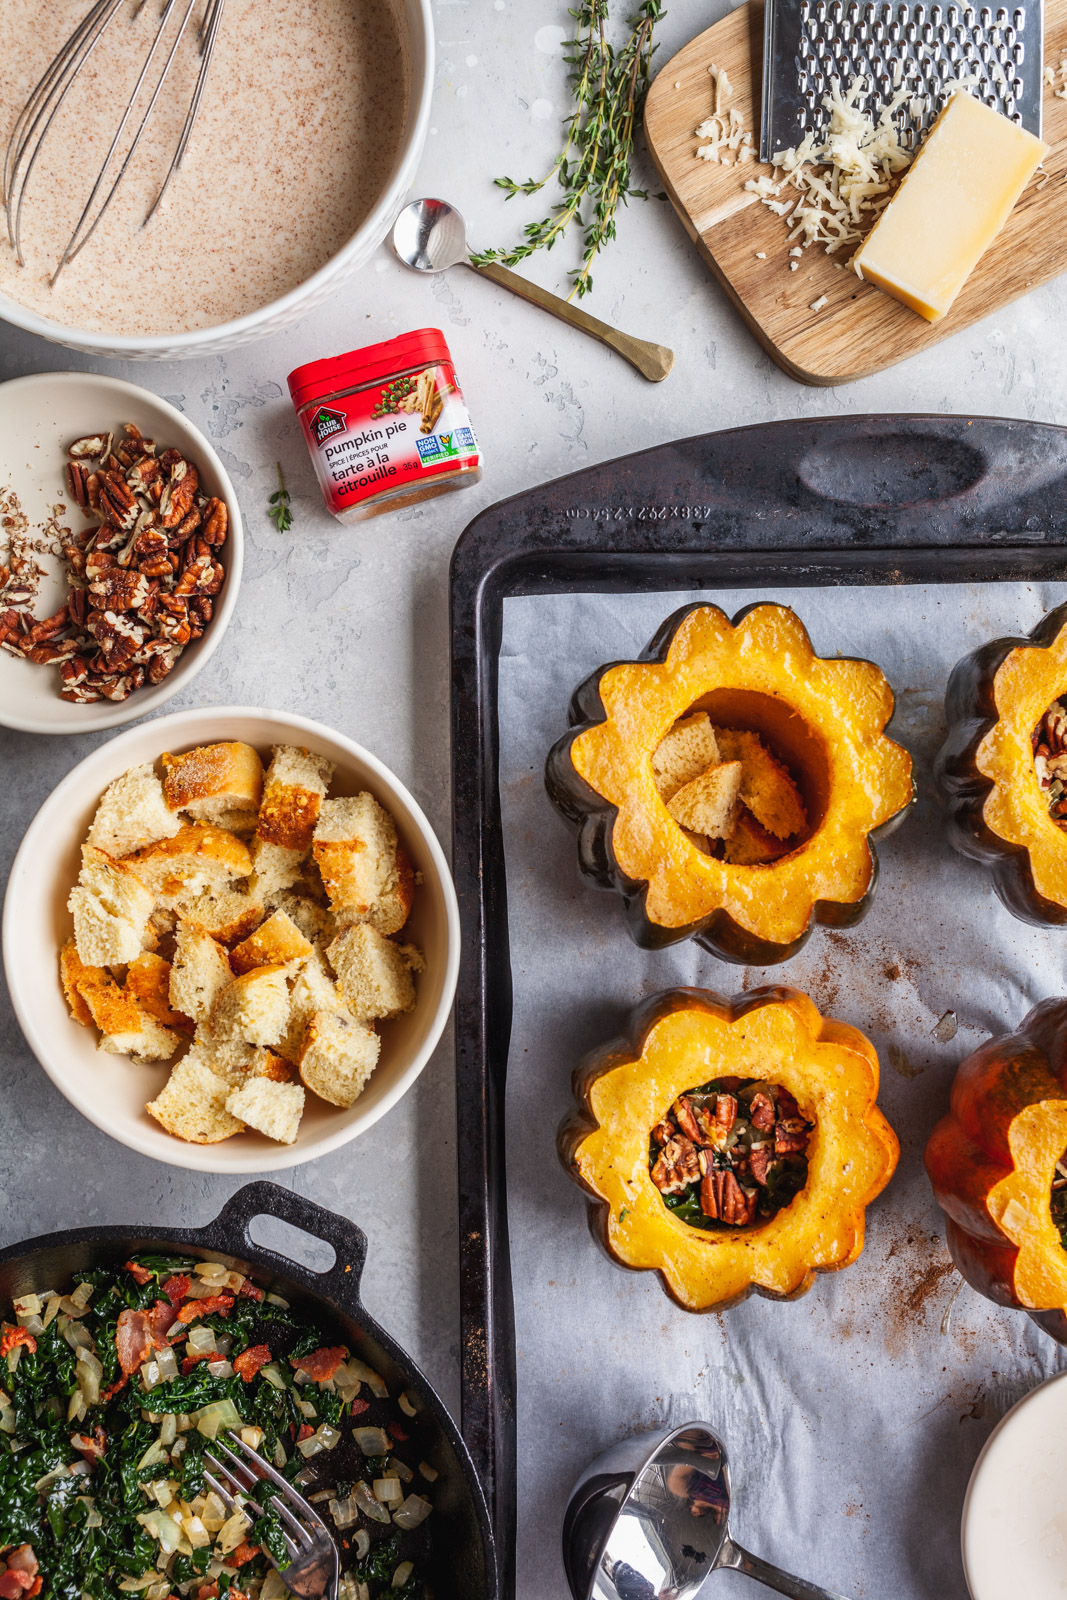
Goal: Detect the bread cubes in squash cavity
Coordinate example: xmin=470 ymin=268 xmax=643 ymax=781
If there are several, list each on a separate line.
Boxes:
xmin=545 ymin=602 xmax=915 ymax=965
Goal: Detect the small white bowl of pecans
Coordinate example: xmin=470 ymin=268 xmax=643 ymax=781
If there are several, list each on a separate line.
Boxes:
xmin=0 ymin=370 xmax=242 ymax=734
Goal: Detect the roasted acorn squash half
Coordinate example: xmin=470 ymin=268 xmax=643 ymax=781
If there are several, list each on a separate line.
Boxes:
xmin=545 ymin=602 xmax=915 ymax=965
xmin=937 ymin=601 xmax=1067 ymax=926
xmin=558 ymin=986 xmax=899 ymax=1313
xmin=925 ymin=997 xmax=1067 ymax=1341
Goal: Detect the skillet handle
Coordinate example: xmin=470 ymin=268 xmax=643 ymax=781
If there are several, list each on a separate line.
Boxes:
xmin=198 ymin=1182 xmax=368 ymax=1314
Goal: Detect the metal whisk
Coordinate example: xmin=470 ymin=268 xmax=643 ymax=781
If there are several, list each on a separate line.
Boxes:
xmin=4 ymin=0 xmax=227 ymax=283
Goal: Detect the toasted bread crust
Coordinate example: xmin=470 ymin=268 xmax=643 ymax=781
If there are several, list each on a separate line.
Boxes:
xmin=126 ymin=824 xmax=253 ymax=895
xmin=125 ymin=952 xmax=192 ymax=1030
xmin=162 ymin=742 xmax=264 ymax=815
xmin=231 ymin=910 xmax=313 ymax=976
xmin=60 ymin=941 xmax=100 ymax=1027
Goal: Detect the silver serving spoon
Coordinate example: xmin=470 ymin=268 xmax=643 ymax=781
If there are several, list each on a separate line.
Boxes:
xmin=390 ymin=197 xmax=674 ymax=383
xmin=562 ymin=1422 xmax=856 ymax=1600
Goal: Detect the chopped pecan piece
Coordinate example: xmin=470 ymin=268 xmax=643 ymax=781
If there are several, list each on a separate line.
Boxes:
xmin=700 ymin=1169 xmax=757 ymax=1225
xmin=748 ymin=1091 xmax=775 ymax=1131
xmin=68 ymin=434 xmax=108 ymax=459
xmin=67 ymin=462 xmax=91 ymax=509
xmin=714 ymin=1093 xmax=738 ymax=1134
xmin=748 ymin=1144 xmax=774 ymax=1186
xmin=650 ymin=1136 xmax=701 ymax=1196
xmin=99 ymin=472 xmax=139 ymax=531
xmin=774 ymin=1118 xmax=810 ymax=1156
xmin=160 ymin=460 xmax=199 ymax=528
xmin=89 ymin=569 xmax=150 ymax=613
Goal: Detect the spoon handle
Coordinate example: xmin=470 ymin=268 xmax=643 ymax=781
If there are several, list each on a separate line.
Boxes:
xmin=718 ymin=1537 xmax=856 ymax=1600
xmin=467 ymin=260 xmax=674 ymax=382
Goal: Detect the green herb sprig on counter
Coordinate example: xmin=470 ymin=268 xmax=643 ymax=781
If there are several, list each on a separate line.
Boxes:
xmin=268 ymin=460 xmax=293 ymax=532
xmin=470 ymin=0 xmax=663 ymax=298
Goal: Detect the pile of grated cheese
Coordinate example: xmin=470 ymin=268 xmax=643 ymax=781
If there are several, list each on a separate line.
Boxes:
xmin=694 ymin=65 xmax=758 ymax=166
xmin=1044 ymin=57 xmax=1067 ymax=99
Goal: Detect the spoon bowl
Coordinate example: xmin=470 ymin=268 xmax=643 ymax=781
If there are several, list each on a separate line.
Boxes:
xmin=562 ymin=1422 xmax=855 ymax=1600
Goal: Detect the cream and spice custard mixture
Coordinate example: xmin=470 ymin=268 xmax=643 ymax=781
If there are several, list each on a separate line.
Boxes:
xmin=0 ymin=0 xmax=410 ymax=336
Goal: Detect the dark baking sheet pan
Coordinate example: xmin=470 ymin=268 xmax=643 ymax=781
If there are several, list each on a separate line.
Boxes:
xmin=448 ymin=412 xmax=1067 ymax=1595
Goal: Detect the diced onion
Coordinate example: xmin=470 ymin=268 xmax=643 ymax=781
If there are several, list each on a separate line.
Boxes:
xmin=391 ymin=1564 xmax=414 ymax=1590
xmin=308 ymin=1489 xmax=334 ymax=1504
xmin=76 ymin=1348 xmax=102 ymax=1407
xmin=201 ymin=1491 xmax=229 ymax=1532
xmin=179 ymin=1512 xmax=211 ymax=1550
xmin=63 ymin=1321 xmax=94 ymax=1353
xmin=70 ymin=1460 xmax=92 ymax=1478
xmin=347 ymin=1361 xmax=388 ymax=1400
xmin=296 ymin=1433 xmax=326 ymax=1459
xmin=265 ymin=1294 xmax=289 ymax=1309
xmin=13 ymin=1294 xmax=41 ymax=1318
xmin=272 ymin=1441 xmax=287 ymax=1469
xmin=6 ymin=1347 xmax=23 ymax=1375
xmin=298 ymin=1400 xmax=318 ymax=1419
xmin=392 ymin=1493 xmax=433 ymax=1530
xmin=0 ymin=1406 xmax=15 ymax=1434
xmin=417 ymin=1461 xmax=438 ymax=1484
xmin=338 ymin=1576 xmax=361 ymax=1600
xmin=293 ymin=1467 xmax=316 ymax=1487
xmin=333 ymin=1364 xmax=362 ymax=1403
xmin=138 ymin=1438 xmax=169 ymax=1471
xmin=261 ymin=1571 xmax=290 ymax=1600
xmin=156 ymin=1346 xmax=179 ymax=1382
xmin=239 ymin=1425 xmax=263 ymax=1451
xmin=388 ymin=1457 xmax=413 ymax=1484
xmin=16 ymin=1312 xmax=44 ymax=1336
xmin=353 ymin=1427 xmax=390 ymax=1457
xmin=207 ymin=1360 xmax=234 ymax=1380
xmin=160 ymin=1414 xmax=178 ymax=1448
xmin=194 ymin=1398 xmax=244 ymax=1440
xmin=34 ymin=1464 xmax=70 ymax=1492
xmin=373 ymin=1478 xmax=402 ymax=1505
xmin=71 ymin=1281 xmax=94 ymax=1309
xmin=397 ymin=1392 xmax=417 ymax=1419
xmin=42 ymin=1296 xmax=62 ymax=1329
xmin=353 ymin=1531 xmax=371 ymax=1560
xmin=68 ymin=1391 xmax=88 ymax=1424
xmin=352 ymin=1482 xmax=391 ymax=1524
xmin=217 ymin=1509 xmax=252 ymax=1554
xmin=327 ymin=1495 xmax=360 ymax=1530
xmin=141 ymin=1360 xmax=161 ymax=1392
xmin=150 ymin=1481 xmax=176 ymax=1509
xmin=259 ymin=1363 xmax=287 ymax=1391
xmin=117 ymin=1571 xmax=163 ymax=1592
xmin=187 ymin=1326 xmax=217 ymax=1356
xmin=138 ymin=1508 xmax=184 ymax=1554
xmin=194 ymin=1261 xmax=230 ymax=1281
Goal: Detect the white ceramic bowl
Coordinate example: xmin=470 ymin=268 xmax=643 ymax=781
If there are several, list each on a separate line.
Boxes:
xmin=0 ymin=371 xmax=244 ymax=735
xmin=961 ymin=1366 xmax=1067 ymax=1600
xmin=2 ymin=706 xmax=460 ymax=1172
xmin=0 ymin=1 xmax=433 ymax=361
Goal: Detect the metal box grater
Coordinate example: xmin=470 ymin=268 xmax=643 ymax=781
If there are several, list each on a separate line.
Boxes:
xmin=760 ymin=0 xmax=1044 ymax=161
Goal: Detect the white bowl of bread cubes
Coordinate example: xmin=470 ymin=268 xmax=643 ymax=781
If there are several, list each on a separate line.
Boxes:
xmin=2 ymin=707 xmax=460 ymax=1171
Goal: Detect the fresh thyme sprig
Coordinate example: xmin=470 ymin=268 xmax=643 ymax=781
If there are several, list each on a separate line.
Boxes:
xmin=470 ymin=0 xmax=663 ymax=299
xmin=268 ymin=461 xmax=293 ymax=533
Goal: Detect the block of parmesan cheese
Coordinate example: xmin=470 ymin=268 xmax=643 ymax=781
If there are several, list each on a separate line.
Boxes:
xmin=852 ymin=93 xmax=1048 ymax=322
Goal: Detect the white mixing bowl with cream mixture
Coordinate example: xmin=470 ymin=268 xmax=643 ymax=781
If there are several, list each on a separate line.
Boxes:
xmin=0 ymin=0 xmax=433 ymax=359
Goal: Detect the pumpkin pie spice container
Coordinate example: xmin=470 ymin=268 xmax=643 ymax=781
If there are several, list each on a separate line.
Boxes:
xmin=288 ymin=328 xmax=482 ymax=523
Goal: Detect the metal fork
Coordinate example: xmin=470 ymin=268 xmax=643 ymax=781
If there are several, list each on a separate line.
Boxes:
xmin=204 ymin=1433 xmax=339 ymax=1600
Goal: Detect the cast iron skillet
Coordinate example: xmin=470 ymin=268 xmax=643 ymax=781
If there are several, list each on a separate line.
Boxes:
xmin=0 ymin=1181 xmax=497 ymax=1600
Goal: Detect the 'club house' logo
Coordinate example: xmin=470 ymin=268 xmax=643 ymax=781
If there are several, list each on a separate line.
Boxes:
xmin=311 ymin=407 xmax=346 ymax=446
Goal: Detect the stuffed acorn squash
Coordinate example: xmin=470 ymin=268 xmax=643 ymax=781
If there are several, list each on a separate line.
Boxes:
xmin=937 ymin=601 xmax=1067 ymax=925
xmin=545 ymin=602 xmax=915 ymax=965
xmin=559 ymin=986 xmax=899 ymax=1313
xmin=926 ymin=997 xmax=1067 ymax=1340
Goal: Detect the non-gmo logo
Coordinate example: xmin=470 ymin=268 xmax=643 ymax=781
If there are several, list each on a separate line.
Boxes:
xmin=311 ymin=407 xmax=346 ymax=446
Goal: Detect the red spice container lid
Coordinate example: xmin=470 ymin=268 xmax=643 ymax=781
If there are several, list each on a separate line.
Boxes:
xmin=288 ymin=329 xmax=454 ymax=410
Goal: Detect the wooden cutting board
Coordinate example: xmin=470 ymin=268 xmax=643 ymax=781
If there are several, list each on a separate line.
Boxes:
xmin=644 ymin=4 xmax=1067 ymax=385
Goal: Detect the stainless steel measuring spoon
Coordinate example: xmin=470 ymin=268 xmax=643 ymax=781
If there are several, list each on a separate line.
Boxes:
xmin=563 ymin=1422 xmax=856 ymax=1600
xmin=390 ymin=197 xmax=674 ymax=383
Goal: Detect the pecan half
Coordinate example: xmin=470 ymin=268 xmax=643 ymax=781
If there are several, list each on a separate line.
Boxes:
xmin=650 ymin=1136 xmax=701 ymax=1196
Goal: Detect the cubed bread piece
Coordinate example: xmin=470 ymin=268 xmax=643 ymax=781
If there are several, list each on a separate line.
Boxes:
xmin=327 ymin=925 xmax=419 ymax=1021
xmin=69 ymin=846 xmax=155 ymax=967
xmin=162 ymin=742 xmax=264 ymax=822
xmin=248 ymin=837 xmax=308 ymax=900
xmin=69 ymin=963 xmax=181 ymax=1060
xmin=125 ymin=952 xmax=191 ymax=1029
xmin=183 ymin=1023 xmax=258 ymax=1086
xmin=87 ymin=763 xmax=181 ymax=859
xmin=212 ymin=964 xmax=291 ymax=1046
xmin=164 ymin=885 xmax=264 ymax=946
xmin=60 ymin=941 xmax=103 ymax=1026
xmin=313 ymin=794 xmax=397 ymax=915
xmin=169 ymin=920 xmax=234 ymax=1022
xmin=334 ymin=845 xmax=416 ymax=939
xmin=276 ymin=950 xmax=350 ymax=1064
xmin=667 ymin=761 xmax=743 ymax=838
xmin=125 ymin=824 xmax=253 ymax=898
xmin=724 ymin=808 xmax=794 ymax=865
xmin=298 ymin=1012 xmax=380 ymax=1108
xmin=251 ymin=1049 xmax=295 ymax=1083
xmin=147 ymin=1057 xmax=245 ymax=1144
xmin=265 ymin=889 xmax=333 ymax=947
xmin=652 ymin=714 xmax=721 ymax=801
xmin=225 ymin=1076 xmax=305 ymax=1144
xmin=231 ymin=910 xmax=313 ymax=976
xmin=256 ymin=745 xmax=335 ymax=852
xmin=712 ymin=728 xmax=807 ymax=840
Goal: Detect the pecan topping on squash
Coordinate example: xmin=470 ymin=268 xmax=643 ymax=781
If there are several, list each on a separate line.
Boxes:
xmin=649 ymin=1075 xmax=813 ymax=1230
xmin=1033 ymin=698 xmax=1067 ymax=829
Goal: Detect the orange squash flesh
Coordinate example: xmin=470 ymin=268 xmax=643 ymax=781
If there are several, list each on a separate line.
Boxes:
xmin=926 ymin=998 xmax=1067 ymax=1313
xmin=559 ymin=986 xmax=899 ymax=1313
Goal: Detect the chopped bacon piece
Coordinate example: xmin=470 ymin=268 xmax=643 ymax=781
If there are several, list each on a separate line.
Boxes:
xmin=196 ymin=1583 xmax=219 ymax=1600
xmin=162 ymin=1274 xmax=191 ymax=1308
xmin=230 ymin=1543 xmax=261 ymax=1569
xmin=181 ymin=1352 xmax=212 ymax=1375
xmin=749 ymin=1145 xmax=774 ymax=1186
xmin=71 ymin=1426 xmax=107 ymax=1460
xmin=0 ymin=1549 xmax=38 ymax=1597
xmin=297 ymin=1423 xmax=315 ymax=1442
xmin=387 ymin=1420 xmax=408 ymax=1442
xmin=713 ymin=1094 xmax=738 ymax=1135
xmin=350 ymin=1397 xmax=369 ymax=1416
xmin=233 ymin=1344 xmax=272 ymax=1383
xmin=100 ymin=1373 xmax=128 ymax=1403
xmin=0 ymin=1327 xmax=36 ymax=1359
xmin=290 ymin=1346 xmax=346 ymax=1383
xmin=176 ymin=1292 xmax=234 ymax=1323
xmin=125 ymin=1260 xmax=154 ymax=1286
xmin=115 ymin=1299 xmax=173 ymax=1374
xmin=748 ymin=1092 xmax=775 ymax=1132
xmin=238 ymin=1281 xmax=264 ymax=1302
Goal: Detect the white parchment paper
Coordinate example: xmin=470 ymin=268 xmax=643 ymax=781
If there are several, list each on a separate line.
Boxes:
xmin=497 ymin=581 xmax=1067 ymax=1600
